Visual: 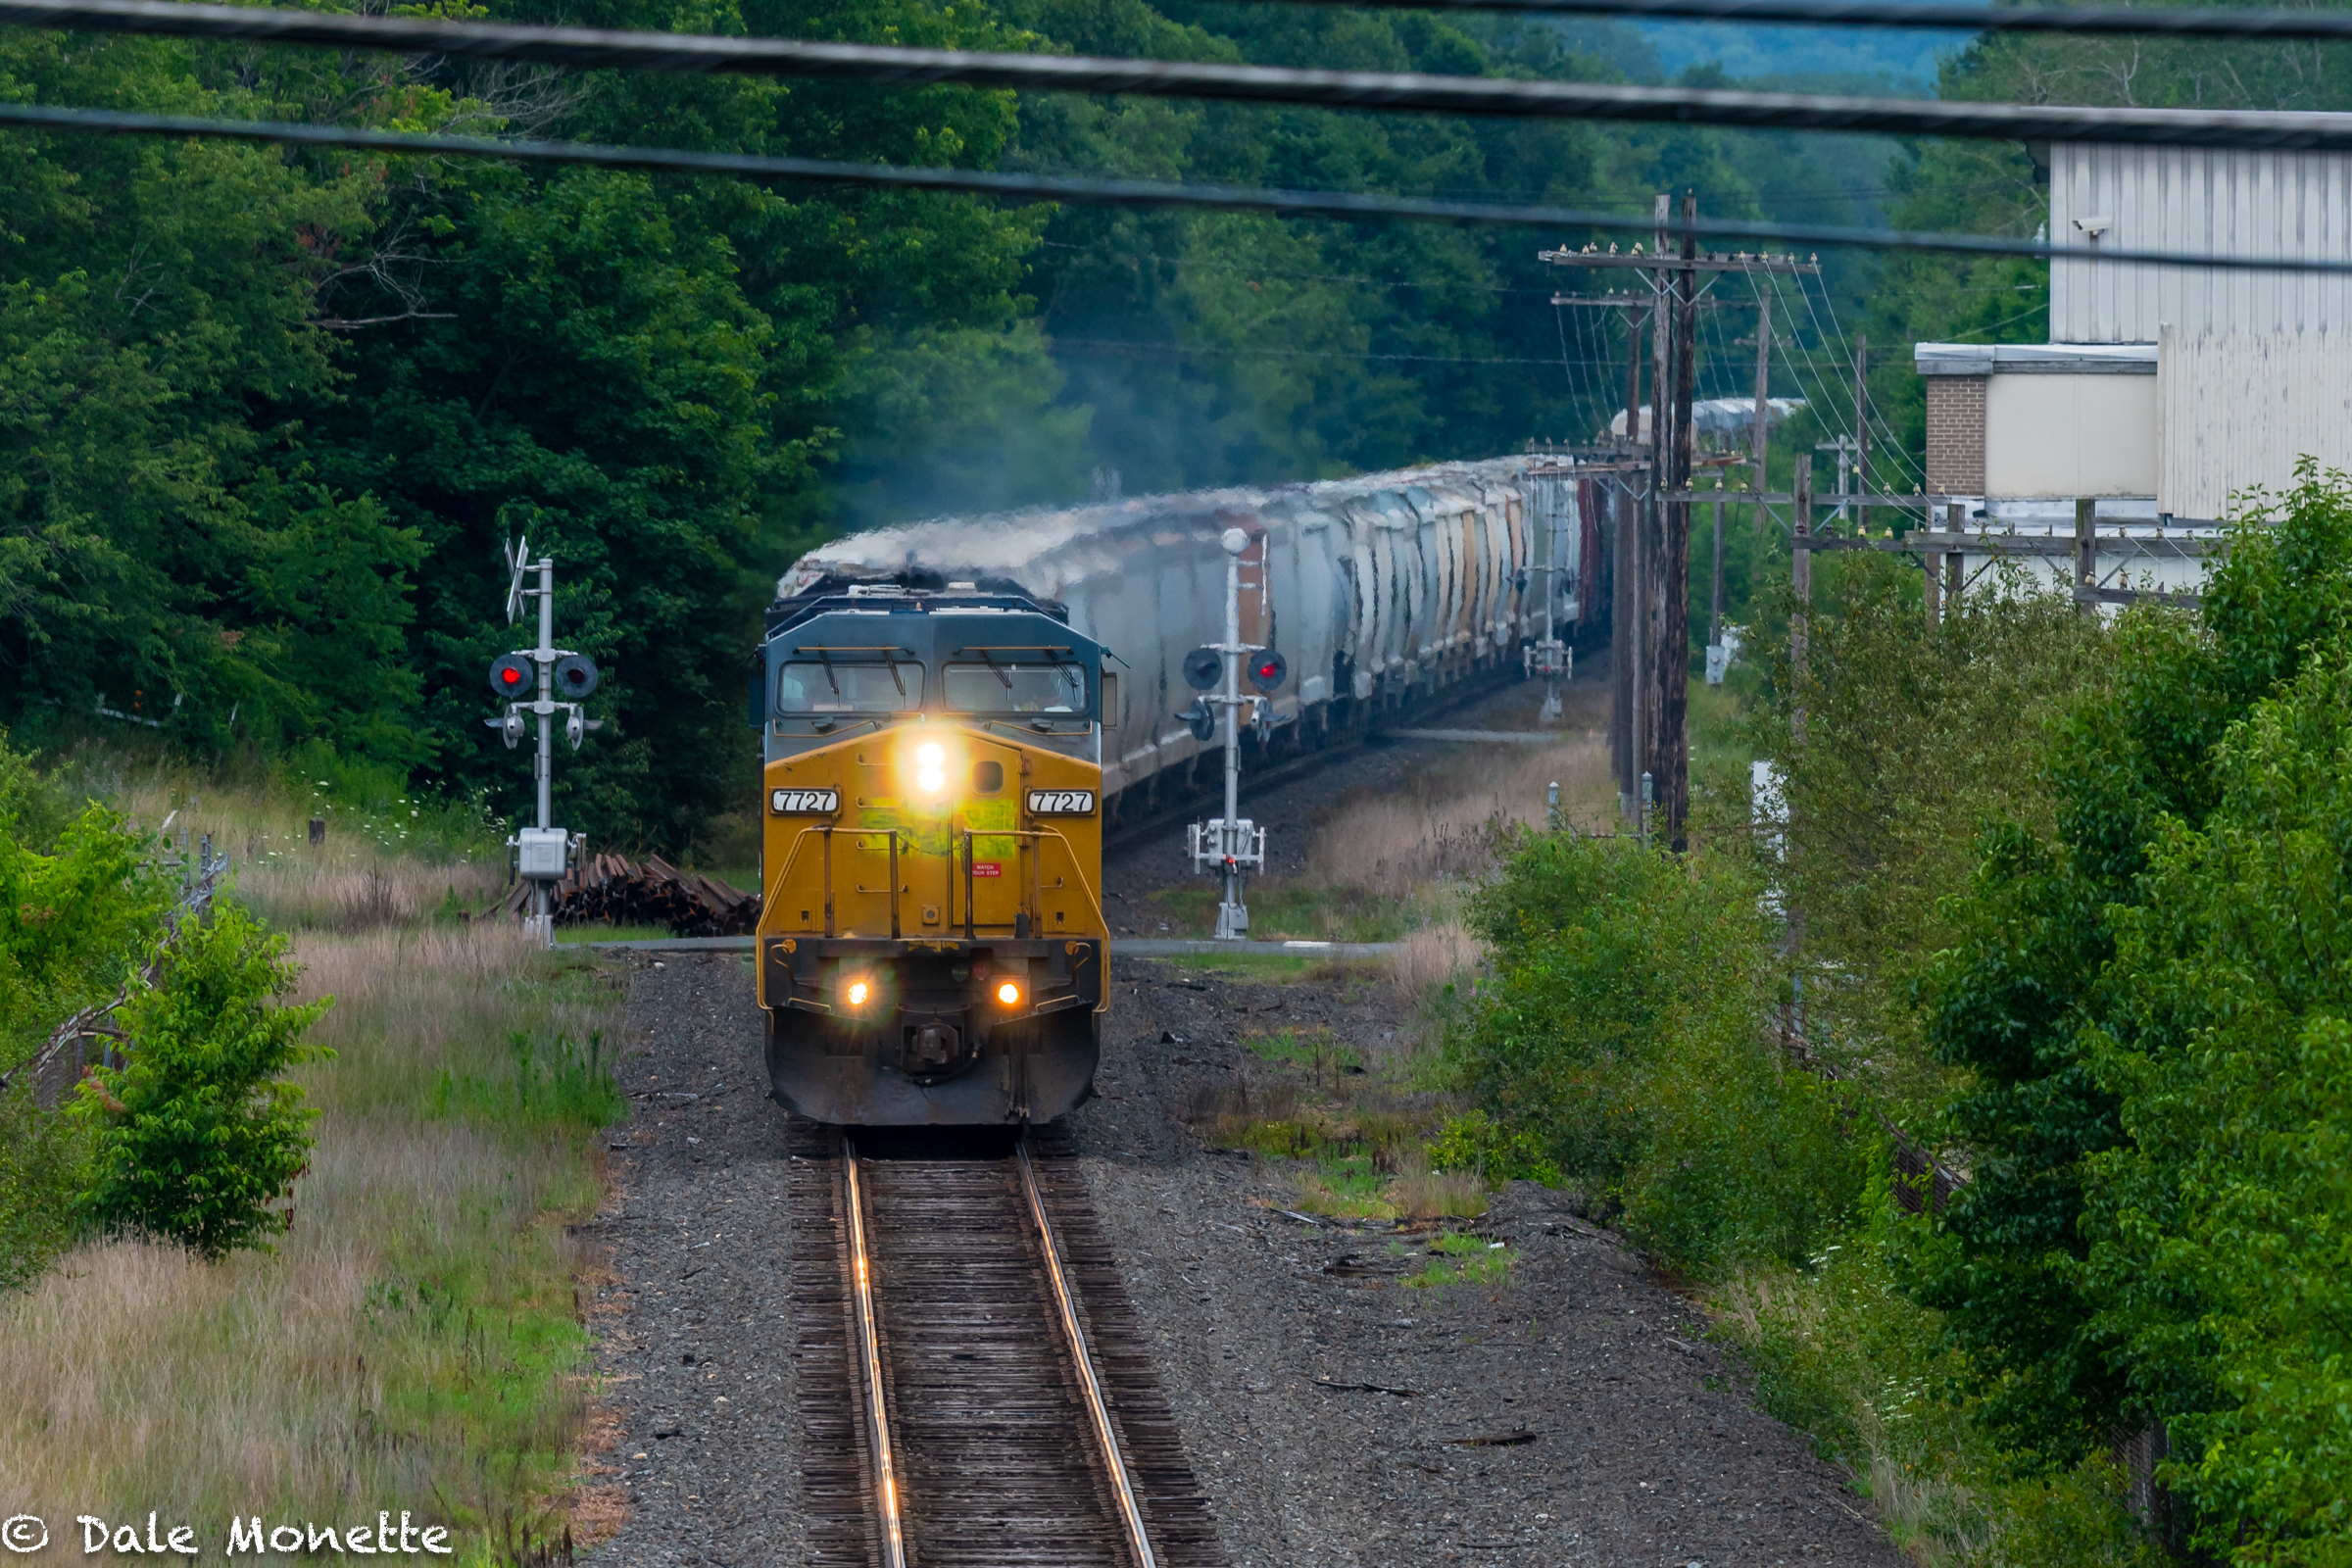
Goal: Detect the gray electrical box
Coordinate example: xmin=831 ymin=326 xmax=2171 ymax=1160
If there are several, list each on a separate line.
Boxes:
xmin=517 ymin=826 xmax=570 ymax=879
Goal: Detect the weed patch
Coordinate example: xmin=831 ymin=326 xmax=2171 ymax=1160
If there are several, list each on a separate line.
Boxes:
xmin=1402 ymin=1233 xmax=1513 ymax=1290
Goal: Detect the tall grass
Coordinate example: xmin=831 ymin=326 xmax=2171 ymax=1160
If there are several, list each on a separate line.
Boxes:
xmin=47 ymin=736 xmax=511 ymax=933
xmin=0 ymin=922 xmax=621 ymax=1560
xmin=1711 ymin=1206 xmax=2166 ymax=1568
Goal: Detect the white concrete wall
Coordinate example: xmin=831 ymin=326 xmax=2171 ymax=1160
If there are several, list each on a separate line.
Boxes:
xmin=2158 ymin=326 xmax=2352 ymax=517
xmin=1984 ymin=373 xmax=2160 ymax=498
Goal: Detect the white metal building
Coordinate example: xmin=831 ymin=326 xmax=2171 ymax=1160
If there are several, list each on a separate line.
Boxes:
xmin=1916 ymin=140 xmax=2352 ymax=595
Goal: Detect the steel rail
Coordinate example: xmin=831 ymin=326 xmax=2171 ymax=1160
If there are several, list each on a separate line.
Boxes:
xmin=840 ymin=1136 xmax=909 ymax=1568
xmin=1015 ymin=1138 xmax=1159 ymax=1568
xmin=1275 ymin=0 xmax=2352 ymax=42
xmin=17 ymin=0 xmax=2352 ymax=153
xmin=14 ymin=106 xmax=2352 ymax=276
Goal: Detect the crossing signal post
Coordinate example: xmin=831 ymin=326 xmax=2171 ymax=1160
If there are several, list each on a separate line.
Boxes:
xmin=1185 ymin=527 xmax=1278 ymax=941
xmin=485 ymin=537 xmax=602 ymax=947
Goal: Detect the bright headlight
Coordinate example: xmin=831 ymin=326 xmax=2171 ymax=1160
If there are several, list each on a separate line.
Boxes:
xmin=996 ymin=980 xmax=1022 ymax=1006
xmin=918 ymin=769 xmax=947 ymax=794
xmin=846 ymin=979 xmax=871 ymax=1007
xmin=916 ymin=742 xmax=945 ymax=768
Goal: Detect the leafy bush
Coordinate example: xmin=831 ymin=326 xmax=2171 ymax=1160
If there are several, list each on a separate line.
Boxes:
xmin=1909 ymin=465 xmax=2352 ymax=1477
xmin=71 ymin=904 xmax=332 ymax=1257
xmin=0 ymin=799 xmax=172 ymax=1051
xmin=1426 ymin=1110 xmax=1560 ymax=1188
xmin=1447 ymin=831 xmax=1867 ymax=1275
xmin=1724 ymin=558 xmax=2108 ymax=1110
xmin=0 ymin=1077 xmax=87 ymax=1290
xmin=1718 ymin=1196 xmax=2169 ymax=1568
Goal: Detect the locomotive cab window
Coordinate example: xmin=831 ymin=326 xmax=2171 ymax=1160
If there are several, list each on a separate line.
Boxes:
xmin=776 ymin=661 xmax=924 ymax=713
xmin=944 ymin=662 xmax=1088 ymax=716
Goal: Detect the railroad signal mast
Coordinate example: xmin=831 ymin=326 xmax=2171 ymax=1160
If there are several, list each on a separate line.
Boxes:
xmin=1523 ymin=507 xmax=1573 ymax=722
xmin=485 ymin=537 xmax=602 ymax=947
xmin=1185 ymin=527 xmax=1283 ymax=940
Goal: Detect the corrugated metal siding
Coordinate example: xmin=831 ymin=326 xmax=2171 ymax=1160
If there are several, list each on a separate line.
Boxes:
xmin=2051 ymin=144 xmax=2352 ymax=342
xmin=2157 ymin=326 xmax=2352 ymax=514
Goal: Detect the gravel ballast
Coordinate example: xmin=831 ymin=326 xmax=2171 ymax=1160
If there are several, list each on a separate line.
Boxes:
xmin=576 ymin=949 xmax=1903 ymax=1567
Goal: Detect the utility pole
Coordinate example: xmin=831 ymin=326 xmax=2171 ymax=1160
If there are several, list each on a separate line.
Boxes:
xmin=1541 ymin=210 xmax=1819 ymax=851
xmin=1656 ymin=191 xmax=1698 ymax=853
xmin=486 ymin=539 xmax=602 ymax=948
xmin=1612 ymin=298 xmax=1646 ymax=817
xmin=1715 ymin=280 xmax=1771 ymax=687
xmin=1709 ymin=490 xmax=1727 ymax=668
xmin=1853 ymin=333 xmax=1870 ymax=539
xmin=1750 ymin=285 xmax=1773 ymax=496
xmin=1817 ymin=436 xmax=1857 ymax=522
xmin=1645 ymin=195 xmax=1673 ymax=840
xmin=1791 ymin=461 xmax=1812 ymax=746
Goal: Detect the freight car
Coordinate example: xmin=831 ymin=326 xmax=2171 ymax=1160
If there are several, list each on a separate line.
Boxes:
xmin=753 ymin=456 xmax=1611 ymax=1125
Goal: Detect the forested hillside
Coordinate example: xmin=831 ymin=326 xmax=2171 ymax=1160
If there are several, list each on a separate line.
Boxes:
xmin=9 ymin=0 xmax=2346 ymax=848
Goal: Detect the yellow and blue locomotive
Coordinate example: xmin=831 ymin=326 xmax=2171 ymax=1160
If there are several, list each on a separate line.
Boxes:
xmin=751 ymin=580 xmax=1112 ymax=1125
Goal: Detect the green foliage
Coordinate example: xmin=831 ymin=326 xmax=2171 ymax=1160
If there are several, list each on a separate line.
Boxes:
xmin=1426 ymin=1109 xmax=1560 ymax=1188
xmin=0 ymin=1076 xmax=87 ymax=1290
xmin=1910 ymin=466 xmax=2352 ymax=1556
xmin=1720 ymin=1198 xmax=2168 ymax=1568
xmin=1722 ymin=563 xmax=2109 ymax=1111
xmin=1448 ymin=832 xmax=1867 ymax=1275
xmin=71 ymin=904 xmax=333 ymax=1257
xmin=0 ymin=0 xmax=1935 ymax=847
xmin=0 ymin=800 xmax=172 ymax=1048
xmin=433 ymin=1030 xmax=626 ymax=1133
xmin=2069 ymin=648 xmax=2352 ymax=1560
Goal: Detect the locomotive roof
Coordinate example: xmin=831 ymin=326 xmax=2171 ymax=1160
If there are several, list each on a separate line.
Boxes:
xmin=763 ymin=584 xmax=1086 ymax=644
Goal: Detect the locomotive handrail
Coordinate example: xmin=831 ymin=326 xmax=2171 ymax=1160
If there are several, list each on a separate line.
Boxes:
xmin=761 ymin=826 xmax=823 ymax=928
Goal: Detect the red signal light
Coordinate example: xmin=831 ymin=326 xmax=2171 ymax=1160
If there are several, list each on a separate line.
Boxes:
xmin=501 ymin=667 xmax=522 ymax=685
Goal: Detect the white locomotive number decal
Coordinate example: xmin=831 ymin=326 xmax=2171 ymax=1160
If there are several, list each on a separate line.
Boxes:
xmin=1025 ymin=789 xmax=1097 ymax=815
xmin=769 ymin=788 xmax=841 ymax=814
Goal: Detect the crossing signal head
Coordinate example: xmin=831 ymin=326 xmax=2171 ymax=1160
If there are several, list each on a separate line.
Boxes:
xmin=488 ymin=654 xmax=534 ymax=698
xmin=1247 ymin=649 xmax=1288 ymax=695
xmin=1181 ymin=646 xmax=1223 ymax=692
xmin=554 ymin=654 xmax=600 ymax=699
xmin=1181 ymin=700 xmax=1215 ymax=744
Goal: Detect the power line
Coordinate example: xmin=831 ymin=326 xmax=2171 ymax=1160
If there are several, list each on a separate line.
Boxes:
xmin=1052 ymin=336 xmax=1594 ymax=363
xmin=1271 ymin=0 xmax=2352 ymax=44
xmin=14 ymin=0 xmax=2352 ymax=152
xmin=10 ymin=103 xmax=2352 ymax=276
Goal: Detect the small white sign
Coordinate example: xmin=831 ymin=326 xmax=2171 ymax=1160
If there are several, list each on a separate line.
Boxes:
xmin=1025 ymin=789 xmax=1097 ymax=815
xmin=770 ymin=788 xmax=841 ymax=814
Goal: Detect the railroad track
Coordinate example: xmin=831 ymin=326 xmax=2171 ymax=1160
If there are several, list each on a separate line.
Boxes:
xmin=792 ymin=1124 xmax=1223 ymax=1568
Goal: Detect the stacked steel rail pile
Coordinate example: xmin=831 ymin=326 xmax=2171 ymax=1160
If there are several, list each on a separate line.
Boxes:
xmin=480 ymin=854 xmax=760 ymax=937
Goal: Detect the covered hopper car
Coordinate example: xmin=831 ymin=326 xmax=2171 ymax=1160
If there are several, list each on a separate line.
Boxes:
xmin=752 ymin=457 xmax=1614 ymax=1125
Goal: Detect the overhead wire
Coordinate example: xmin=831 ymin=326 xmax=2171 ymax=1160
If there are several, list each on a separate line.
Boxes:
xmin=16 ymin=103 xmax=2352 ymax=276
xmin=13 ymin=0 xmax=2352 ymax=152
xmin=1788 ymin=267 xmax=1926 ymax=489
xmin=1259 ymin=0 xmax=2352 ymax=43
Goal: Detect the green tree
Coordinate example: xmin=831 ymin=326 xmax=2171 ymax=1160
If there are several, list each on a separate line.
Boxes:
xmin=1907 ymin=465 xmax=2352 ymax=1466
xmin=73 ymin=904 xmax=333 ymax=1257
